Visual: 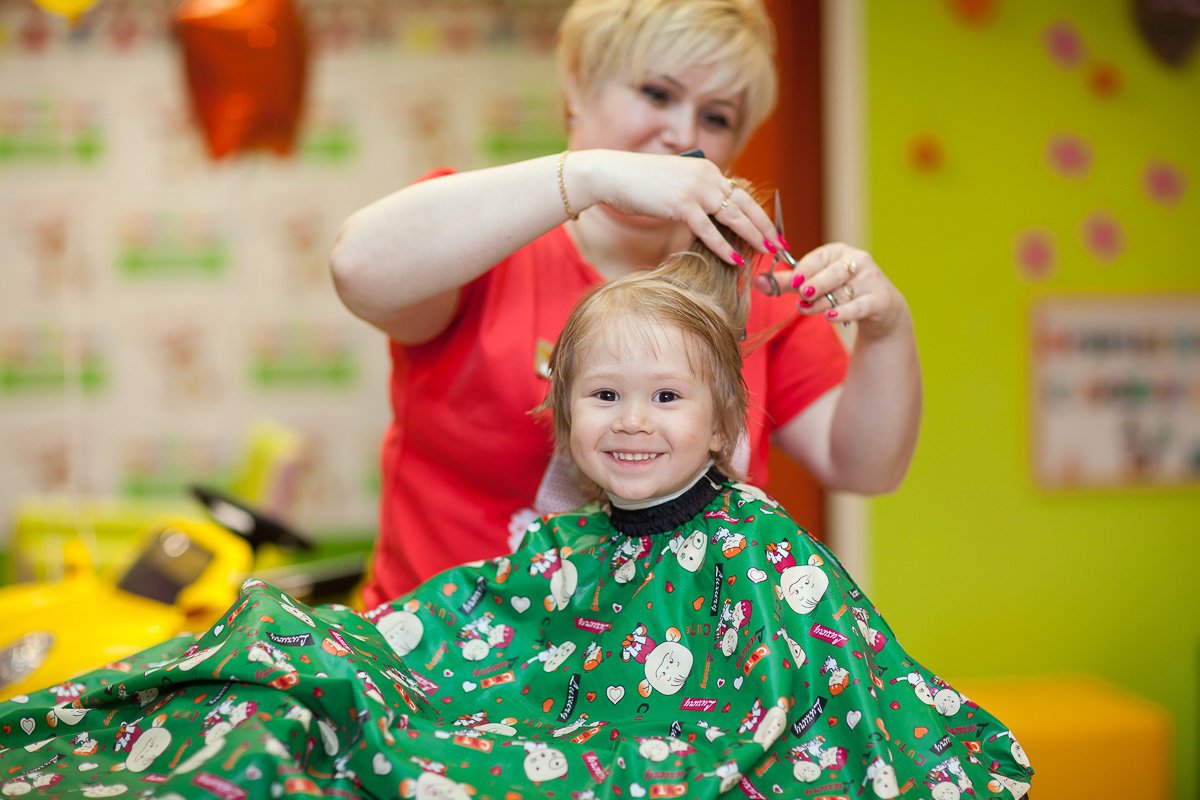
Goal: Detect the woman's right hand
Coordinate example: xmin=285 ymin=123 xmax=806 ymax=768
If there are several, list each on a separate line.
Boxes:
xmin=567 ymin=149 xmax=780 ymax=265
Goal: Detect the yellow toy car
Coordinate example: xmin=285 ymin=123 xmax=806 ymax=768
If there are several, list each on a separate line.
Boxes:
xmin=0 ymin=514 xmax=254 ymax=701
xmin=0 ymin=487 xmax=332 ymax=701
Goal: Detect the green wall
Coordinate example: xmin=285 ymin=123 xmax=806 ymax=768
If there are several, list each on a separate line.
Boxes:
xmin=864 ymin=2 xmax=1199 ymax=797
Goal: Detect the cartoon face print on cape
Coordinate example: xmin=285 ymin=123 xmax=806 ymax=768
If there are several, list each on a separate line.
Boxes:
xmin=549 ymin=559 xmax=578 ymax=611
xmin=866 ymin=757 xmax=901 ymax=799
xmin=539 ymin=640 xmax=577 ymax=672
xmin=372 ymin=602 xmax=425 ymax=657
xmin=171 ymin=641 xmax=224 ymax=673
xmin=413 ymin=770 xmax=471 ymax=799
xmin=674 ymin=530 xmax=707 ymax=572
xmin=622 ymin=624 xmax=693 ymax=696
xmin=46 ymin=700 xmax=89 ymax=727
xmin=124 ymin=725 xmax=171 ymax=773
xmin=278 ymin=593 xmax=316 ymax=627
xmin=716 ymin=598 xmax=754 ymax=657
xmin=523 ymin=745 xmax=569 ymax=782
xmin=610 ymin=534 xmax=653 ymax=584
xmin=528 ymin=547 xmax=579 ymax=611
xmin=779 ymin=562 xmax=829 ymax=614
xmin=752 ymin=698 xmax=789 ymax=750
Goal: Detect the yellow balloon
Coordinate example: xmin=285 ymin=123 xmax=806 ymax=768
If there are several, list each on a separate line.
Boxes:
xmin=32 ymin=0 xmax=102 ymax=25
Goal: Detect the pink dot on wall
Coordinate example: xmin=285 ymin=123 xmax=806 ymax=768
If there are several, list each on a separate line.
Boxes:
xmin=1046 ymin=134 xmax=1091 ymax=178
xmin=1014 ymin=229 xmax=1056 ymax=281
xmin=1142 ymin=160 xmax=1186 ymax=205
xmin=1081 ymin=212 xmax=1125 ymax=262
xmin=1043 ymin=21 xmax=1087 ymax=68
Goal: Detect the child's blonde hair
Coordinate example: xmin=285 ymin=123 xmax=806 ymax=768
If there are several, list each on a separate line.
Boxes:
xmin=556 ymin=0 xmax=778 ymax=146
xmin=545 ymin=225 xmax=754 ymax=480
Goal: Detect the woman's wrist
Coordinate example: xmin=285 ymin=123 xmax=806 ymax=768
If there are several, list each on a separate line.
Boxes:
xmin=856 ymin=293 xmax=913 ymax=343
xmin=558 ymin=148 xmax=609 ymax=218
xmin=557 ymin=151 xmax=580 ymax=220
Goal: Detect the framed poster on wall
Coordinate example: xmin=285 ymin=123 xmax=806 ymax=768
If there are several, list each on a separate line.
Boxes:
xmin=1030 ymin=293 xmax=1200 ymax=489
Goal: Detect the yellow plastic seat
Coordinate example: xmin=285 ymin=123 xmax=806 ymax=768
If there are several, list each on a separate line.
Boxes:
xmin=956 ymin=674 xmax=1172 ymax=799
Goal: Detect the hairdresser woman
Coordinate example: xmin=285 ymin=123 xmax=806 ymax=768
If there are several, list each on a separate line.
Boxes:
xmin=330 ymin=0 xmax=921 ymax=607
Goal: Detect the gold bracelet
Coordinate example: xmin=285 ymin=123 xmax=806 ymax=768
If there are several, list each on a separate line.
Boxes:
xmin=557 ymin=150 xmax=579 ymax=221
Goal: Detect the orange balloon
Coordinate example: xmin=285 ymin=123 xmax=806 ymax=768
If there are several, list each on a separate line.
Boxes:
xmin=175 ymin=0 xmax=309 ymax=159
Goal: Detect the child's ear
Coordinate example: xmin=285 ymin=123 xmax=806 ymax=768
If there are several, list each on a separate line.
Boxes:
xmin=563 ymin=69 xmax=584 ymax=120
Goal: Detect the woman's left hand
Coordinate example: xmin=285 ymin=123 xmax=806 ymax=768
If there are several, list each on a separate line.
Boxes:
xmin=753 ymin=242 xmax=907 ymax=339
xmin=765 ymin=241 xmax=922 ymax=495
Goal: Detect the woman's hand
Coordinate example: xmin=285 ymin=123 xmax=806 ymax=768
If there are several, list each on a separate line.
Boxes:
xmin=765 ymin=242 xmax=921 ymax=495
xmin=568 ymin=149 xmax=780 ymax=265
xmin=753 ymin=242 xmax=909 ymax=340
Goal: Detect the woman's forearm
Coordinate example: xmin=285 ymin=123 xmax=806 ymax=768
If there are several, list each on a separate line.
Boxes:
xmin=329 ymin=154 xmax=572 ymax=340
xmin=828 ymin=307 xmax=923 ymax=494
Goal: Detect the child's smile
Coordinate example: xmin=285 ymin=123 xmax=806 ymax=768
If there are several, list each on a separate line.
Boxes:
xmin=609 ymin=451 xmax=660 ymax=462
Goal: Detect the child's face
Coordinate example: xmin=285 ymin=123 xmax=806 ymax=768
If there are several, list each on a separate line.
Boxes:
xmin=569 ymin=322 xmax=721 ymax=503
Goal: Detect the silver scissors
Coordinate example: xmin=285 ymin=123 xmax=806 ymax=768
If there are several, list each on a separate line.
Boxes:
xmin=773 ymin=190 xmax=848 ymax=326
xmin=761 ymin=190 xmax=797 ymax=296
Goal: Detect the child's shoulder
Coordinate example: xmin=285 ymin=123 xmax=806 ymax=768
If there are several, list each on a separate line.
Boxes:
xmin=717 ymin=479 xmax=810 ymax=533
xmin=724 ymin=480 xmax=778 ymax=508
xmin=521 ymin=500 xmax=611 ymax=549
xmin=545 ymin=499 xmax=608 ymax=527
xmin=717 ymin=479 xmax=780 ymax=512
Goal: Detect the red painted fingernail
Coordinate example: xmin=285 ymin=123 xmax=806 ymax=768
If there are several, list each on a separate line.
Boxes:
xmin=791 ymin=273 xmax=805 ymax=289
xmin=763 ymin=239 xmax=777 ymax=255
xmin=799 ymin=300 xmax=812 ymax=309
xmin=779 ymin=236 xmax=791 ymax=251
xmin=826 ymin=309 xmax=839 ymax=319
xmin=803 ymin=285 xmax=816 ymax=298
xmin=731 ymin=252 xmax=746 ymax=267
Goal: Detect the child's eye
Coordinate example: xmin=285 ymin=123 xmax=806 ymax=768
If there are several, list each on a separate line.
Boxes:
xmin=594 ymin=389 xmax=618 ymax=402
xmin=653 ymin=390 xmax=678 ymax=403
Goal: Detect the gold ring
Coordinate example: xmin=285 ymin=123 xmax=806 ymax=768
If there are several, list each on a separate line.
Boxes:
xmin=844 ymin=284 xmax=856 ymax=300
xmin=727 ymin=178 xmax=736 ymax=194
xmin=720 ymin=197 xmax=730 ymax=209
xmin=824 ymin=292 xmax=838 ymax=308
xmin=845 ymin=260 xmax=857 ymax=278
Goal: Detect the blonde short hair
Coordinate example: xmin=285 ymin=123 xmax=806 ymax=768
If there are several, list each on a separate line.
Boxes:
xmin=557 ymin=0 xmax=778 ymax=145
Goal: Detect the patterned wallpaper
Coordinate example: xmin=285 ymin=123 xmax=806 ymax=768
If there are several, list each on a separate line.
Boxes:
xmin=0 ymin=0 xmax=569 ymax=542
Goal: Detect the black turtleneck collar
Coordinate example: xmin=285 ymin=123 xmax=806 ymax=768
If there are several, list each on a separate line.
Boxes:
xmin=607 ymin=468 xmax=727 ymax=537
